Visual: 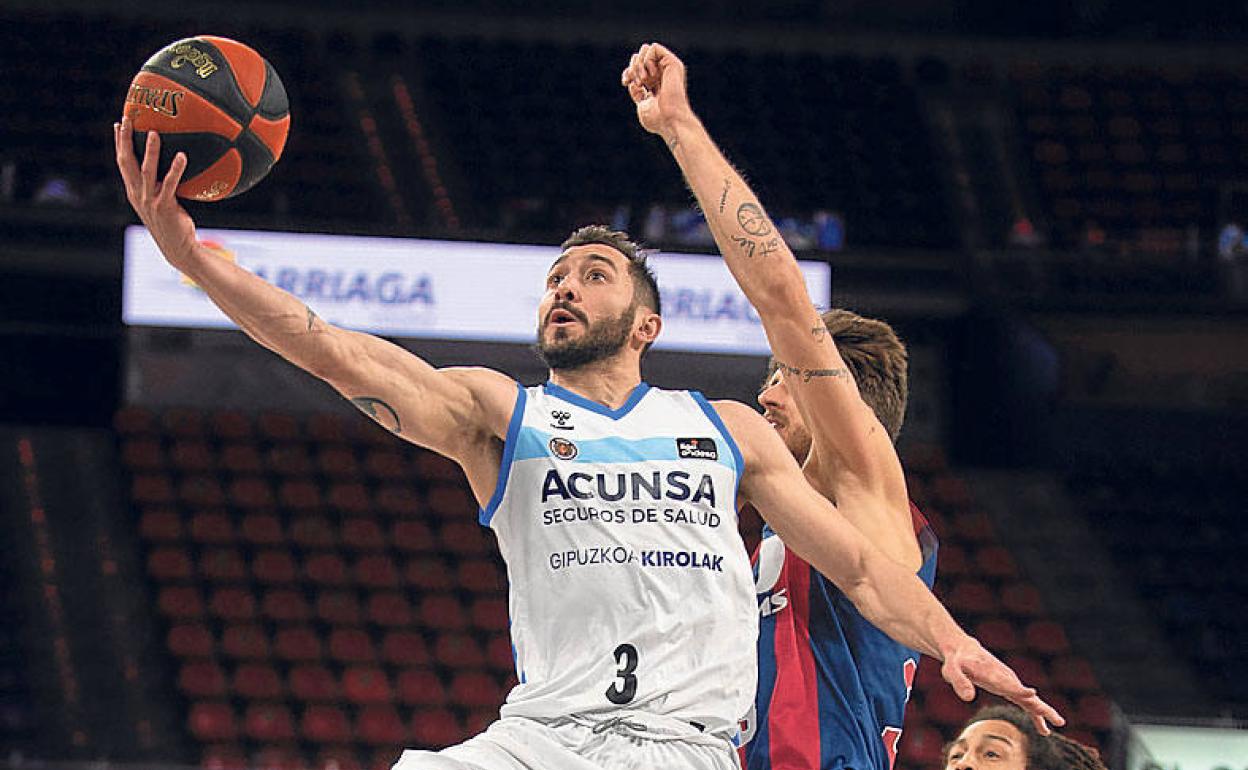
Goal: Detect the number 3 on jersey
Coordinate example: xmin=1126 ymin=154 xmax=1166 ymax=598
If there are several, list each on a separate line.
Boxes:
xmin=605 ymin=643 xmax=639 ymax=704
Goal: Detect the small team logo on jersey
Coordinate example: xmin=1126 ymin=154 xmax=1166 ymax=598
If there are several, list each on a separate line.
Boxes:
xmin=676 ymin=437 xmax=718 ymax=461
xmin=549 ymin=437 xmax=579 ymax=460
xmin=550 ymin=410 xmax=574 ymax=430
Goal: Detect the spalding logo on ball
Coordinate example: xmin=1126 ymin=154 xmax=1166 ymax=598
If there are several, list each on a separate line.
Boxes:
xmin=123 ymin=36 xmax=290 ymax=201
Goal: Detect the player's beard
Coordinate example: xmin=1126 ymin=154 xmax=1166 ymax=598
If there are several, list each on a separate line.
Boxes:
xmin=535 ymin=305 xmax=635 ymax=372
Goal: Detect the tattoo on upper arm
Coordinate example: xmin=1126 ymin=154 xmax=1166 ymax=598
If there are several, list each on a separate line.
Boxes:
xmin=718 ymin=179 xmax=731 ymax=214
xmin=306 ymin=306 xmax=319 ymax=331
xmin=759 ymin=237 xmax=780 ymax=258
xmin=667 ymin=136 xmax=680 ymax=151
xmin=776 ymin=362 xmax=849 ymax=383
xmin=351 ymin=397 xmax=402 ymax=434
xmin=731 ymin=235 xmax=757 ymax=258
xmin=811 ymin=325 xmax=829 ymax=340
xmin=736 ymin=202 xmax=773 ymax=236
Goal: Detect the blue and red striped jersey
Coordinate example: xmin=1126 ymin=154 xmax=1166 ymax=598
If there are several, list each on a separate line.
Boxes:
xmin=743 ymin=503 xmax=938 ymax=770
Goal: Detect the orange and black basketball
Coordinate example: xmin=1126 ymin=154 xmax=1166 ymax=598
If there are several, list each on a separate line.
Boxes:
xmin=123 ymin=36 xmax=290 ymax=202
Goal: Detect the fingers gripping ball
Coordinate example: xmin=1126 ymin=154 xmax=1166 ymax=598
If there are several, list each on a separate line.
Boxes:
xmin=123 ymin=36 xmax=290 ymax=201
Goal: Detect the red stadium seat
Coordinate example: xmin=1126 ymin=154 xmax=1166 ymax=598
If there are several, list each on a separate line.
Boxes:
xmin=305 ymin=553 xmax=351 ymax=586
xmin=243 ymin=702 xmax=296 ymax=742
xmin=200 ymin=744 xmax=248 ymax=770
xmin=405 ymin=556 xmax=455 ymax=591
xmin=375 ymin=485 xmax=422 ymax=517
xmin=931 ymin=475 xmax=973 ymax=510
xmin=363 ymin=449 xmax=408 ymax=481
xmin=974 ymin=545 xmax=1020 ymax=580
xmin=253 ymin=745 xmax=304 ymax=770
xmin=433 ymin=633 xmax=486 ymax=669
xmin=427 ymin=485 xmax=475 ymax=520
xmin=291 ymin=517 xmax=338 ymax=549
xmin=898 ymin=724 xmax=945 ymax=766
xmin=315 ymin=746 xmax=362 ymax=770
xmin=188 ymin=701 xmax=239 ymax=743
xmin=301 ymin=705 xmax=353 ymax=744
xmin=257 ymin=412 xmax=301 ymax=441
xmin=253 ymin=551 xmax=300 ymax=585
xmin=210 ymin=410 xmax=253 ymax=440
xmin=934 ymin=543 xmax=970 ymax=579
xmin=171 ymin=441 xmax=216 ymax=472
xmin=420 ymin=594 xmax=469 ymax=631
xmin=355 ymin=555 xmax=402 ymax=589
xmin=1051 ymin=656 xmax=1099 ymax=693
xmin=190 ymin=510 xmax=235 ymax=545
xmin=233 ymin=662 xmax=285 ymax=700
xmin=229 ymin=477 xmax=276 ymax=510
xmin=464 ymin=708 xmax=495 ymax=737
xmin=1075 ymin=693 xmax=1114 ymax=730
xmin=448 ymin=671 xmax=503 ymax=709
xmin=316 ymin=591 xmax=363 ymax=625
xmin=280 ymin=479 xmax=324 ymax=512
xmin=158 ymin=586 xmax=205 ymax=619
xmin=392 ymin=522 xmax=437 ymax=555
xmin=220 ymin=445 xmax=264 ymax=475
xmin=139 ymin=507 xmax=184 ymax=542
xmin=328 ymin=482 xmax=372 ymax=515
xmin=179 ymin=660 xmax=228 ymax=697
xmin=316 ymin=446 xmax=360 ymax=479
xmin=381 ymin=631 xmax=430 ymax=667
xmin=115 ymin=405 xmax=157 ymax=436
xmin=999 ymin=582 xmax=1045 ymax=618
xmin=469 ymin=597 xmax=509 ymax=632
xmin=343 ymin=665 xmax=394 ymax=705
xmin=395 ymin=668 xmax=446 ymax=707
xmin=221 ymin=624 xmax=271 ymax=659
xmin=1003 ymin=653 xmax=1051 ymax=690
xmin=923 ymin=688 xmax=973 ymax=728
xmin=457 ymin=559 xmax=503 ymax=594
xmin=355 ymin=705 xmax=408 ymax=745
xmin=486 ymin=635 xmax=516 ymax=674
xmin=1024 ymin=620 xmax=1072 ymax=657
xmin=209 ymin=587 xmax=257 ymax=621
xmin=274 ymin=626 xmax=324 ymax=662
xmin=329 ymin=627 xmax=377 ymax=663
xmin=261 ymin=588 xmax=311 ymax=623
xmin=973 ymin=619 xmax=1021 ymax=653
xmin=289 ymin=664 xmax=340 ymax=701
xmin=268 ymin=444 xmax=314 ymax=476
xmin=945 ymin=580 xmax=999 ymax=617
xmin=342 ymin=518 xmax=387 ymax=551
xmin=148 ymin=546 xmax=195 ymax=581
xmin=409 ymin=709 xmax=463 ymax=750
xmin=202 ymin=550 xmax=249 ymax=584
xmin=240 ymin=513 xmax=285 ymax=546
xmin=368 ymin=592 xmax=414 ymax=628
xmin=132 ymin=473 xmax=176 ymax=505
xmin=307 ymin=414 xmax=349 ymax=444
xmin=180 ymin=476 xmax=228 ymax=507
xmin=169 ymin=622 xmax=216 ymax=658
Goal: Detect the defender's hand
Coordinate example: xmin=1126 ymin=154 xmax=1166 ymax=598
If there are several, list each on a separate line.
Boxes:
xmin=114 ymin=116 xmax=198 ymax=266
xmin=621 ymin=42 xmax=695 ymax=142
xmin=940 ymin=636 xmax=1066 ymax=734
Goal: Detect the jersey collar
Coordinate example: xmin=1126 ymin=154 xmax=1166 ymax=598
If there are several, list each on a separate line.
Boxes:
xmin=543 ymin=381 xmax=651 ymax=420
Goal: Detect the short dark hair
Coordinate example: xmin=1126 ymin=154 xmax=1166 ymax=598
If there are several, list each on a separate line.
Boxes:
xmin=561 ymin=225 xmax=661 ymax=316
xmin=766 ymin=309 xmax=908 ymax=441
xmin=944 ymin=705 xmax=1107 ymax=770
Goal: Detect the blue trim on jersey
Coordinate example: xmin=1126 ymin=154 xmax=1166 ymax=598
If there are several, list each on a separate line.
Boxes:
xmin=690 ymin=391 xmax=744 ymax=506
xmin=479 ymin=383 xmax=527 ymax=526
xmin=513 ymin=427 xmax=737 ymax=471
xmin=543 ymin=381 xmax=651 ymax=419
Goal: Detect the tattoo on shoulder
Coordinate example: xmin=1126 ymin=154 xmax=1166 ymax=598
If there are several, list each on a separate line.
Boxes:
xmin=776 ymin=362 xmax=849 ymax=384
xmin=306 ymin=306 xmax=319 ymax=331
xmin=718 ymin=179 xmax=731 ymax=214
xmin=736 ymin=202 xmax=773 ymax=237
xmin=351 ymin=397 xmax=402 ymax=434
xmin=731 ymin=235 xmax=757 ymax=258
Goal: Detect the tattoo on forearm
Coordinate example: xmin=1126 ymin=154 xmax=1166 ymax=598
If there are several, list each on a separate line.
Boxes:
xmin=351 ymin=397 xmax=402 ymax=434
xmin=306 ymin=306 xmax=319 ymax=331
xmin=731 ymin=235 xmax=757 ymax=258
xmin=811 ymin=325 xmax=829 ymax=340
xmin=776 ymin=362 xmax=849 ymax=383
xmin=666 ymin=136 xmax=680 ymax=151
xmin=736 ymin=202 xmax=773 ymax=236
xmin=759 ymin=237 xmax=780 ymax=258
xmin=718 ymin=179 xmax=731 ymax=214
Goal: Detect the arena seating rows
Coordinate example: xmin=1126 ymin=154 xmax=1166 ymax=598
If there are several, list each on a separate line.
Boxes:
xmin=117 ymin=405 xmax=1111 ymax=770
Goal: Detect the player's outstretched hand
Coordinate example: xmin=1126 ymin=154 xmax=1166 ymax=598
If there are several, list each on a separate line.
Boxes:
xmin=114 ymin=116 xmax=198 ymax=266
xmin=620 ymin=42 xmax=695 ymax=141
xmin=941 ymin=636 xmax=1066 ymax=734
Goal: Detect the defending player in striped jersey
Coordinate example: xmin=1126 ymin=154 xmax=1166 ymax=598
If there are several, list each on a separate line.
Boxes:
xmin=624 ymin=41 xmax=1064 ymax=769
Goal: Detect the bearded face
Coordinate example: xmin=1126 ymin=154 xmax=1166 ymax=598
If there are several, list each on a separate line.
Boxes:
xmin=534 ymin=302 xmax=636 ymax=371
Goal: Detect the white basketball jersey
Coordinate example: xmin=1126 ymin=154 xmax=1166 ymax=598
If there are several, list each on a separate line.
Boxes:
xmin=479 ymin=381 xmax=756 ymax=736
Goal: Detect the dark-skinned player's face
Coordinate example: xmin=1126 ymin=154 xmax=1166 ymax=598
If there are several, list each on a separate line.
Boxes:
xmin=535 ymin=245 xmax=640 ymax=371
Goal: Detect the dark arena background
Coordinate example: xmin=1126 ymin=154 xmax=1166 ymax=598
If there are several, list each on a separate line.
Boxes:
xmin=1 ymin=0 xmax=1246 ymax=768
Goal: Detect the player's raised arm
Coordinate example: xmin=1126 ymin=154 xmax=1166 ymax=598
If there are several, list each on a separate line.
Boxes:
xmin=622 ymin=44 xmax=900 ymax=497
xmin=114 ymin=117 xmax=516 ymax=465
xmin=714 ymin=399 xmax=1065 ymax=734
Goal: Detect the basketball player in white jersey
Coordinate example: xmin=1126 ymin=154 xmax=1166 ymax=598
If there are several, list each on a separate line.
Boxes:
xmin=116 ymin=107 xmax=1056 ymax=769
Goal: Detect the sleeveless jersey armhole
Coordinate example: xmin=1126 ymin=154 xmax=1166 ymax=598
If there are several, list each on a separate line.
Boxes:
xmin=478 ymin=383 xmax=528 ymax=526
